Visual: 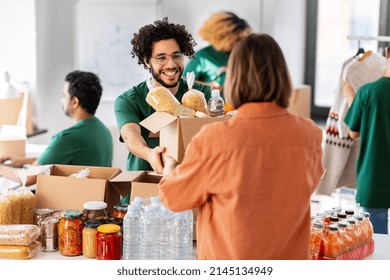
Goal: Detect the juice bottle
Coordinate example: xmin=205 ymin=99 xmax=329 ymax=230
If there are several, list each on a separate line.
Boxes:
xmin=362 ymin=212 xmax=373 ymax=244
xmin=323 ymin=224 xmax=342 ymax=259
xmin=310 ymin=220 xmax=325 ymax=259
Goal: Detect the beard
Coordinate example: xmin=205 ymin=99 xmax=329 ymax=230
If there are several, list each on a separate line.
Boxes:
xmin=149 ymin=65 xmax=183 ymax=88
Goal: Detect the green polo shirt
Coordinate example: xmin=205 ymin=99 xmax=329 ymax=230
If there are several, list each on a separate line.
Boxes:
xmin=344 ymin=77 xmax=390 ymax=208
xmin=114 ymin=78 xmax=211 ymax=171
xmin=183 ymin=45 xmax=229 ymax=98
xmin=37 ymin=117 xmax=113 ymax=167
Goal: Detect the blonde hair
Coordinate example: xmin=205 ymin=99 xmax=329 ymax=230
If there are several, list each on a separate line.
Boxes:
xmin=225 ymin=33 xmax=292 ymax=109
xmin=199 ymin=11 xmax=252 ymax=52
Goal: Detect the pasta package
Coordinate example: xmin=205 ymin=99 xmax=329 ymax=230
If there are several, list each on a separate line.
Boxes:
xmin=146 ymin=86 xmax=180 ymax=115
xmin=0 ymin=224 xmax=40 ymax=246
xmin=182 ymin=89 xmax=208 ymax=114
xmin=0 ymin=241 xmax=40 ymax=260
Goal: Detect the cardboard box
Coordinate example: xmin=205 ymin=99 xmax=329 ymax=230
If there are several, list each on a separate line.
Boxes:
xmin=0 ymin=125 xmax=26 ymax=157
xmin=110 ymin=170 xmax=198 ymax=240
xmin=140 ymin=112 xmax=227 ymax=163
xmin=0 ymin=93 xmax=33 ymax=135
xmin=288 ymin=85 xmax=311 ymax=119
xmin=35 ymin=164 xmax=121 ymax=212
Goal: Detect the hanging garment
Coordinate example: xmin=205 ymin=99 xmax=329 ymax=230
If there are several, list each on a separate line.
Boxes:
xmin=316 ymin=52 xmax=386 ymax=195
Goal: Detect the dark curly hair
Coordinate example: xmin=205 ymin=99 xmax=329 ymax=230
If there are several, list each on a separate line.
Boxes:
xmin=65 ymin=70 xmax=102 ymax=115
xmin=131 ymin=18 xmax=196 ymax=69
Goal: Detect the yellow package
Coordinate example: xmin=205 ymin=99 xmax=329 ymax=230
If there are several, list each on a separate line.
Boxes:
xmin=0 ymin=241 xmax=40 ymax=260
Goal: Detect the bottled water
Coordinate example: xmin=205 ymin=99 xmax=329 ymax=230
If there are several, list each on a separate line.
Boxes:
xmin=122 ymin=204 xmax=141 ymax=260
xmin=207 ymin=89 xmax=225 ymax=117
xmin=131 ymin=196 xmax=144 ymax=216
xmin=171 ymin=210 xmax=193 ymax=259
xmin=157 ymin=205 xmax=174 ymax=259
xmin=140 ymin=205 xmax=159 ymax=259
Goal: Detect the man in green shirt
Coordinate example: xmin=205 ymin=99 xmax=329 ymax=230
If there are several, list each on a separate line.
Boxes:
xmin=0 ymin=71 xmax=113 ymax=183
xmin=344 ymin=47 xmax=390 ymax=234
xmin=114 ymin=18 xmax=211 ymax=174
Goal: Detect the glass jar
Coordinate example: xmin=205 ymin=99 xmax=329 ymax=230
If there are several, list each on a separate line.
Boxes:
xmin=59 ymin=210 xmax=83 ymax=256
xmin=337 ymin=221 xmax=351 ymax=254
xmin=96 ymin=224 xmax=122 ymax=260
xmin=113 ymin=203 xmax=128 ymax=219
xmin=82 ymin=219 xmax=102 ymax=258
xmin=82 ymin=201 xmax=109 ymax=222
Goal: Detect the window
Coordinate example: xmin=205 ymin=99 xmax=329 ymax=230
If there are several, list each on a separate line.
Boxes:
xmin=305 ymin=0 xmax=389 ymax=120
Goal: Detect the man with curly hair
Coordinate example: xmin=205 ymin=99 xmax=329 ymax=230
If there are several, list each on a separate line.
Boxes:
xmin=183 ymin=11 xmax=252 ymax=97
xmin=114 ymin=18 xmax=212 ymax=185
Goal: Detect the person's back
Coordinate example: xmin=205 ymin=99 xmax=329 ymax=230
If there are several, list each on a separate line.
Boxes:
xmin=38 ymin=116 xmax=112 ymax=167
xmin=159 ymin=34 xmax=324 ymax=259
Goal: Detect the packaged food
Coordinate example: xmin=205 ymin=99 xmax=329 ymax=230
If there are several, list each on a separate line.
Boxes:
xmin=146 ymin=86 xmax=180 ymax=114
xmin=96 ymin=224 xmax=122 ymax=260
xmin=16 ymin=186 xmax=36 ymax=224
xmin=182 ymin=72 xmax=208 ymax=114
xmin=0 ymin=224 xmax=40 ymax=246
xmin=182 ymin=72 xmax=208 ymax=113
xmin=82 ymin=201 xmax=109 ymax=221
xmin=2 ymin=189 xmax=21 ymax=224
xmin=0 ymin=195 xmax=12 ymax=224
xmin=0 ymin=241 xmax=40 ymax=260
xmin=59 ymin=210 xmax=83 ymax=256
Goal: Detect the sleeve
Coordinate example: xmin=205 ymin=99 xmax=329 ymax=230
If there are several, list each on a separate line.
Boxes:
xmin=114 ymin=95 xmax=141 ymax=131
xmin=158 ymin=137 xmax=210 ymax=212
xmin=37 ymin=133 xmax=74 ymax=165
xmin=344 ymin=89 xmax=363 ymax=132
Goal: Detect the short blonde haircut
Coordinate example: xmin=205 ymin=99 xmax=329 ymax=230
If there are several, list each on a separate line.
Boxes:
xmin=199 ymin=11 xmax=252 ymax=52
xmin=225 ymin=33 xmax=292 ymax=109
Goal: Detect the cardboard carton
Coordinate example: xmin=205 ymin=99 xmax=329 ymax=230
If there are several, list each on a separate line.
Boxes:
xmin=288 ymin=85 xmax=311 ymax=119
xmin=140 ymin=112 xmax=227 ymax=163
xmin=110 ymin=170 xmax=198 ymax=240
xmin=35 ymin=164 xmax=121 ymax=212
xmin=0 ymin=125 xmax=26 ymax=157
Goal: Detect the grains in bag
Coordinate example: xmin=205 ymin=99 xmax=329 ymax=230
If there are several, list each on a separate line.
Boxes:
xmin=182 ymin=71 xmax=208 ymax=114
xmin=0 ymin=224 xmax=40 ymax=246
xmin=0 ymin=241 xmax=40 ymax=260
xmin=146 ymin=86 xmax=180 ymax=115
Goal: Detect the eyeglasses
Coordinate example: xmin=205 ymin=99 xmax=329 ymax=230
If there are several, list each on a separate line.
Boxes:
xmin=151 ymin=52 xmax=184 ymax=65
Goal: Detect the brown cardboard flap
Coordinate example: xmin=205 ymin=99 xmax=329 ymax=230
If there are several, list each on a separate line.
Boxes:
xmin=0 ymin=140 xmax=25 ymax=157
xmin=50 ymin=164 xmax=121 ymax=180
xmin=0 ymin=165 xmax=22 ymax=183
xmin=0 ymin=97 xmax=23 ymax=126
xmin=35 ymin=176 xmax=107 ymax=211
xmin=140 ymin=112 xmax=177 ymax=134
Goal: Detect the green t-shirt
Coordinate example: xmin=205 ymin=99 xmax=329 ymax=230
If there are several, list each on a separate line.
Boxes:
xmin=344 ymin=77 xmax=390 ymax=208
xmin=183 ymin=45 xmax=229 ymax=98
xmin=37 ymin=117 xmax=113 ymax=167
xmin=114 ymin=78 xmax=211 ymax=171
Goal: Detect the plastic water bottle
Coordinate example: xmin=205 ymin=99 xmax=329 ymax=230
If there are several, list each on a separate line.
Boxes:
xmin=208 ymin=89 xmax=225 ymax=117
xmin=157 ymin=205 xmax=174 ymax=260
xmin=131 ymin=196 xmax=144 ymax=216
xmin=171 ymin=210 xmax=193 ymax=259
xmin=122 ymin=204 xmax=141 ymax=259
xmin=140 ymin=205 xmax=159 ymax=259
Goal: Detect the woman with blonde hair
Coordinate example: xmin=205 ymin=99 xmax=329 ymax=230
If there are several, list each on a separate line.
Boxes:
xmin=183 ymin=11 xmax=252 ymax=96
xmin=159 ymin=33 xmax=324 ymax=259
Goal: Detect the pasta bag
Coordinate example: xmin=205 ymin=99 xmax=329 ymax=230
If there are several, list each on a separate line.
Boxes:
xmin=182 ymin=72 xmax=208 ymax=114
xmin=16 ymin=169 xmax=36 ymax=224
xmin=0 ymin=195 xmax=12 ymax=224
xmin=146 ymin=86 xmax=180 ymax=115
xmin=2 ymin=189 xmax=21 ymax=224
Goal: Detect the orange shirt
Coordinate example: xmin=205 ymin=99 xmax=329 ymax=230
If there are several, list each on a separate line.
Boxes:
xmin=159 ymin=102 xmax=324 ymax=259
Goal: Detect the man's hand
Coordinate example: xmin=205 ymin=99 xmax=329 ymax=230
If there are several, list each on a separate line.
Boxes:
xmin=343 ymin=80 xmax=355 ymax=107
xmin=148 ymin=146 xmax=166 ymax=174
xmin=0 ymin=155 xmax=27 ymax=167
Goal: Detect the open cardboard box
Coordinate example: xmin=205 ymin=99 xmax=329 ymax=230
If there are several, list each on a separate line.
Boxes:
xmin=140 ymin=112 xmax=227 ymax=163
xmin=110 ymin=170 xmax=198 ymax=240
xmin=0 ymin=125 xmax=26 ymax=158
xmin=34 ymin=164 xmax=121 ymax=212
xmin=288 ymin=85 xmax=311 ymax=119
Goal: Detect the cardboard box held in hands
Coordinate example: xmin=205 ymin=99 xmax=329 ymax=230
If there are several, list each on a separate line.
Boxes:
xmin=140 ymin=112 xmax=227 ymax=163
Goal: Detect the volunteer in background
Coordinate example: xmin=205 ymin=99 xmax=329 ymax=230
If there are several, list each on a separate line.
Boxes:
xmin=159 ymin=34 xmax=324 ymax=259
xmin=114 ymin=18 xmax=211 ymax=177
xmin=343 ymin=47 xmax=390 ymax=234
xmin=182 ymin=11 xmax=252 ymax=98
xmin=0 ymin=70 xmax=113 ymax=183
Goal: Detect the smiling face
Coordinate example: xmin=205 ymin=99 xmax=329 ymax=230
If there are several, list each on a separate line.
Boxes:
xmin=146 ymin=39 xmax=184 ymax=90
